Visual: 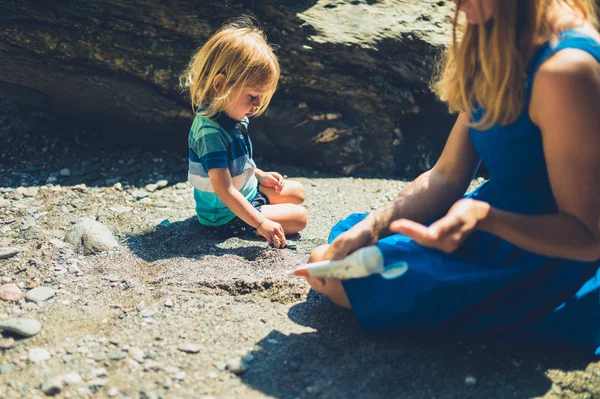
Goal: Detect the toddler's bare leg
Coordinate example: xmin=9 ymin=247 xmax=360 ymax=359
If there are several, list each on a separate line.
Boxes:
xmin=259 ymin=180 xmax=305 ymax=205
xmin=260 ymin=204 xmax=308 ymax=234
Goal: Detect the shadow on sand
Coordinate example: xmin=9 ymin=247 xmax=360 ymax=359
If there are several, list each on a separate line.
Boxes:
xmin=238 ymin=290 xmax=593 ymax=399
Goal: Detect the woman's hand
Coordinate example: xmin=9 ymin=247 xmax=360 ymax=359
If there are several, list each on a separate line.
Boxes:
xmin=322 ymin=219 xmax=376 ymax=260
xmin=257 ymin=171 xmax=284 ymax=193
xmin=390 ymin=198 xmax=490 ymax=253
xmin=257 ymin=219 xmax=287 ymax=248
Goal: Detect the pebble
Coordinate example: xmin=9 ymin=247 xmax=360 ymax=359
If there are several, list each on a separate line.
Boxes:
xmin=177 ymin=343 xmax=202 ymax=354
xmin=113 ymin=183 xmax=123 ymax=191
xmin=131 ymin=190 xmax=149 ymax=200
xmin=0 ymin=363 xmax=15 ymax=375
xmin=72 ymin=184 xmax=87 ymax=193
xmin=28 ymin=347 xmax=50 ymax=362
xmin=140 ymin=308 xmax=157 ymax=318
xmin=25 ymin=286 xmax=55 ymax=303
xmin=153 ymin=201 xmax=169 ymax=208
xmin=87 ymin=378 xmax=107 ymax=387
xmin=0 ymin=337 xmax=15 ymax=349
xmin=0 ymin=247 xmax=20 ymax=259
xmin=21 ymin=216 xmax=36 ymax=230
xmin=107 ymin=387 xmax=120 ymax=397
xmin=109 ymin=206 xmax=132 ymax=214
xmin=23 ymin=302 xmax=40 ymax=311
xmin=61 ymin=373 xmax=82 ymax=385
xmin=59 ymin=168 xmax=71 ymax=177
xmin=0 ymin=198 xmax=9 ymax=208
xmin=145 ymin=184 xmax=158 ymax=193
xmin=226 ymin=357 xmax=249 ymax=375
xmin=48 ymin=239 xmax=67 ymax=248
xmin=0 ymin=284 xmax=22 ymax=302
xmin=175 ymin=182 xmax=188 ymax=190
xmin=107 ymin=351 xmax=127 ymax=361
xmin=164 ymin=298 xmax=174 ymax=307
xmin=465 ymin=375 xmax=477 ymax=385
xmin=41 ymin=379 xmax=62 ymax=396
xmin=174 ymin=371 xmax=186 ymax=380
xmin=64 ymin=217 xmax=119 ymax=255
xmin=129 ymin=347 xmax=145 ymax=363
xmin=156 ymin=180 xmax=168 ymax=189
xmin=0 ymin=318 xmax=42 ymax=337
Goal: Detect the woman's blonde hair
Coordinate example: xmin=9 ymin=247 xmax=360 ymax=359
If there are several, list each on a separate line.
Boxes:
xmin=181 ymin=17 xmax=280 ymax=118
xmin=434 ymin=0 xmax=598 ymax=129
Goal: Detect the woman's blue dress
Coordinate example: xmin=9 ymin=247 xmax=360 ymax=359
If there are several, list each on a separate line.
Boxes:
xmin=333 ymin=30 xmax=600 ymax=354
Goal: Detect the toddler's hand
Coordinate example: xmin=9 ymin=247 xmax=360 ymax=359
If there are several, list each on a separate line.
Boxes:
xmin=257 ymin=219 xmax=287 ymax=249
xmin=258 ymin=171 xmax=284 ymax=192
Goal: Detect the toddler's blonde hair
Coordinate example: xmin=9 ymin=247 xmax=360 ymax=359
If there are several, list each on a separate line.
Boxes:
xmin=181 ymin=17 xmax=280 ymax=118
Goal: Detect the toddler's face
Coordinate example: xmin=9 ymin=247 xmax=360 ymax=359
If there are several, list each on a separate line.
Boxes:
xmin=225 ymin=86 xmax=268 ymax=121
xmin=452 ymin=0 xmax=495 ymax=24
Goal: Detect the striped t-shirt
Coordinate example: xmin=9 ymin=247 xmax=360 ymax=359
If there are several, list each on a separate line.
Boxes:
xmin=188 ymin=112 xmax=258 ymax=226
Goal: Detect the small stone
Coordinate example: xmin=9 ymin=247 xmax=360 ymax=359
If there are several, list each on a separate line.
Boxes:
xmin=175 ymin=182 xmax=188 ymax=190
xmin=28 ymin=347 xmax=50 ymax=362
xmin=59 ymin=168 xmax=71 ymax=177
xmin=174 ymin=371 xmax=186 ymax=380
xmin=129 ymin=347 xmax=145 ymax=363
xmin=0 ymin=363 xmax=15 ymax=374
xmin=164 ymin=298 xmax=173 ymax=308
xmin=87 ymin=378 xmax=107 ymax=387
xmin=48 ymin=239 xmax=67 ymax=249
xmin=226 ymin=358 xmax=248 ymax=375
xmin=0 ymin=247 xmax=20 ymax=259
xmin=21 ymin=216 xmax=36 ymax=230
xmin=91 ymin=368 xmax=107 ymax=378
xmin=156 ymin=180 xmax=168 ymax=189
xmin=131 ymin=190 xmax=149 ymax=200
xmin=153 ymin=201 xmax=169 ymax=208
xmin=22 ymin=187 xmax=38 ymax=197
xmin=25 ymin=287 xmax=55 ymax=303
xmin=107 ymin=387 xmax=119 ymax=397
xmin=23 ymin=302 xmax=40 ymax=311
xmin=106 ymin=351 xmax=127 ymax=361
xmin=41 ymin=379 xmax=62 ymax=396
xmin=109 ymin=206 xmax=132 ymax=214
xmin=0 ymin=337 xmax=15 ymax=349
xmin=61 ymin=373 xmax=82 ymax=385
xmin=72 ymin=184 xmax=87 ymax=193
xmin=0 ymin=284 xmax=22 ymax=302
xmin=465 ymin=375 xmax=477 ymax=385
xmin=92 ymin=353 xmax=106 ymax=362
xmin=140 ymin=308 xmax=157 ymax=318
xmin=0 ymin=198 xmax=10 ymax=208
xmin=0 ymin=318 xmax=42 ymax=337
xmin=177 ymin=343 xmax=202 ymax=354
xmin=113 ymin=182 xmax=123 ymax=191
xmin=144 ymin=184 xmax=158 ymax=193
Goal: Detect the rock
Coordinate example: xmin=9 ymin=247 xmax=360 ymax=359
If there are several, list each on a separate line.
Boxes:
xmin=144 ymin=184 xmax=158 ymax=192
xmin=465 ymin=375 xmax=477 ymax=385
xmin=226 ymin=357 xmax=248 ymax=375
xmin=28 ymin=347 xmax=50 ymax=362
xmin=106 ymin=351 xmax=127 ymax=361
xmin=140 ymin=308 xmax=157 ymax=318
xmin=41 ymin=379 xmax=62 ymax=396
xmin=0 ymin=198 xmax=10 ymax=208
xmin=72 ymin=184 xmax=87 ymax=193
xmin=48 ymin=239 xmax=67 ymax=248
xmin=0 ymin=363 xmax=16 ymax=375
xmin=131 ymin=189 xmax=149 ymax=200
xmin=177 ymin=343 xmax=202 ymax=354
xmin=25 ymin=287 xmax=55 ymax=303
xmin=61 ymin=373 xmax=82 ymax=385
xmin=0 ymin=318 xmax=42 ymax=337
xmin=107 ymin=387 xmax=120 ymax=397
xmin=164 ymin=298 xmax=173 ymax=307
xmin=21 ymin=216 xmax=36 ymax=230
xmin=0 ymin=247 xmax=20 ymax=259
xmin=156 ymin=180 xmax=168 ymax=189
xmin=175 ymin=183 xmax=188 ymax=190
xmin=64 ymin=217 xmax=119 ymax=255
xmin=0 ymin=284 xmax=22 ymax=302
xmin=59 ymin=168 xmax=71 ymax=176
xmin=109 ymin=205 xmax=132 ymax=214
xmin=0 ymin=337 xmax=15 ymax=349
xmin=129 ymin=347 xmax=145 ymax=363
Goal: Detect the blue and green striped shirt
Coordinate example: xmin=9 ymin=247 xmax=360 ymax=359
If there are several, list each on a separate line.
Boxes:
xmin=188 ymin=112 xmax=258 ymax=226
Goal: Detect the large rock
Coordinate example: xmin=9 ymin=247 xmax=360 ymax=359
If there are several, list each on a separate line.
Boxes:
xmin=0 ymin=0 xmax=456 ymax=175
xmin=65 ymin=217 xmax=119 ymax=255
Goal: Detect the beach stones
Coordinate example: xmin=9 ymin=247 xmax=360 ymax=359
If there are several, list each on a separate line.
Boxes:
xmin=0 ymin=284 xmax=22 ymax=302
xmin=0 ymin=318 xmax=42 ymax=337
xmin=25 ymin=286 xmax=55 ymax=303
xmin=64 ymin=217 xmax=118 ymax=255
xmin=0 ymin=247 xmax=20 ymax=259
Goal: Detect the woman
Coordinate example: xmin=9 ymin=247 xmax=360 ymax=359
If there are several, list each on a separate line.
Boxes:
xmin=305 ymin=0 xmax=600 ymax=353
